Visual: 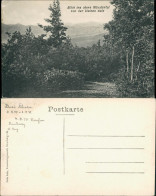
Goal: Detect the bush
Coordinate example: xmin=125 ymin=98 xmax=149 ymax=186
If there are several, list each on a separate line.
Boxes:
xmin=115 ymin=62 xmax=154 ymax=98
xmin=37 ymin=69 xmax=85 ymax=94
xmin=2 ymin=62 xmax=37 ymax=97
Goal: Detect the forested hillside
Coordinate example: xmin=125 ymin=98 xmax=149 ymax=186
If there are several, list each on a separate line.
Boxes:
xmin=2 ymin=23 xmax=105 ymax=47
xmin=2 ymin=0 xmax=154 ymax=98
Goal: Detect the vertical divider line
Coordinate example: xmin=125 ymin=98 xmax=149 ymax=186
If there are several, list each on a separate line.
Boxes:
xmin=63 ymin=118 xmax=65 ymax=175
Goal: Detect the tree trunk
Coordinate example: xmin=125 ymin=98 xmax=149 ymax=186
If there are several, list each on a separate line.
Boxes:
xmin=126 ymin=51 xmax=129 ymax=72
xmin=136 ymin=61 xmax=140 ymax=80
xmin=137 ymin=61 xmax=140 ymax=72
xmin=130 ymin=46 xmax=135 ymax=81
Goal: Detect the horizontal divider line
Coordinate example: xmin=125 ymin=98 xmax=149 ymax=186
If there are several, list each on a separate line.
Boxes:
xmin=86 ymin=172 xmax=144 ymax=174
xmin=67 ymin=148 xmax=144 ymax=150
xmin=68 ymin=135 xmax=145 ymax=137
xmin=86 ymin=162 xmax=144 ymax=163
xmin=56 ymin=114 xmax=75 ymax=115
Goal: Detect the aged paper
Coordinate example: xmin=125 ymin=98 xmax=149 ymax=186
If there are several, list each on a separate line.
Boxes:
xmin=1 ymin=0 xmax=155 ymax=195
xmin=1 ymin=99 xmax=155 ymax=195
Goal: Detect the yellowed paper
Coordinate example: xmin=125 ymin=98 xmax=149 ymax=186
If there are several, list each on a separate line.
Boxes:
xmin=1 ymin=0 xmax=155 ymax=195
xmin=1 ymin=99 xmax=155 ymax=195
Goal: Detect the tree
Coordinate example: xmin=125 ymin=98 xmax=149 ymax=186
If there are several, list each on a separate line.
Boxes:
xmin=104 ymin=0 xmax=154 ymax=81
xmin=39 ymin=0 xmax=68 ymax=48
xmin=103 ymin=0 xmax=154 ymax=97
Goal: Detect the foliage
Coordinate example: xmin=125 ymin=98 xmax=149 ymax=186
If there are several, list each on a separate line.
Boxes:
xmin=39 ymin=69 xmax=84 ymax=93
xmin=115 ymin=62 xmax=154 ymax=98
xmin=2 ymin=27 xmax=85 ymax=97
xmin=104 ymin=0 xmax=154 ymax=97
xmin=2 ymin=0 xmax=154 ymax=97
xmin=38 ymin=0 xmax=68 ymax=48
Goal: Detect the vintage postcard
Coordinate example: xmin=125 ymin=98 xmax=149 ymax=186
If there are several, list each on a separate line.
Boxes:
xmin=1 ymin=0 xmax=155 ymax=195
xmin=1 ymin=0 xmax=154 ymax=98
xmin=1 ymin=98 xmax=155 ymax=195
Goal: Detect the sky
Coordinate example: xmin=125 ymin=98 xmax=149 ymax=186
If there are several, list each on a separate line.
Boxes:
xmin=2 ymin=0 xmax=114 ymax=25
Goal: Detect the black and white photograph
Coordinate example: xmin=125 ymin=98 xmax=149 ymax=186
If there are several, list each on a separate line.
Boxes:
xmin=1 ymin=1 xmax=155 ymax=195
xmin=2 ymin=0 xmax=154 ymax=98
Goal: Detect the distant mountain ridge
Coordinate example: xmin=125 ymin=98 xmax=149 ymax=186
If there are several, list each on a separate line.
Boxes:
xmin=2 ymin=23 xmax=106 ymax=47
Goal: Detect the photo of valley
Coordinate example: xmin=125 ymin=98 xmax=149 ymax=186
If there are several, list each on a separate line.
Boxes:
xmin=2 ymin=0 xmax=154 ymax=98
